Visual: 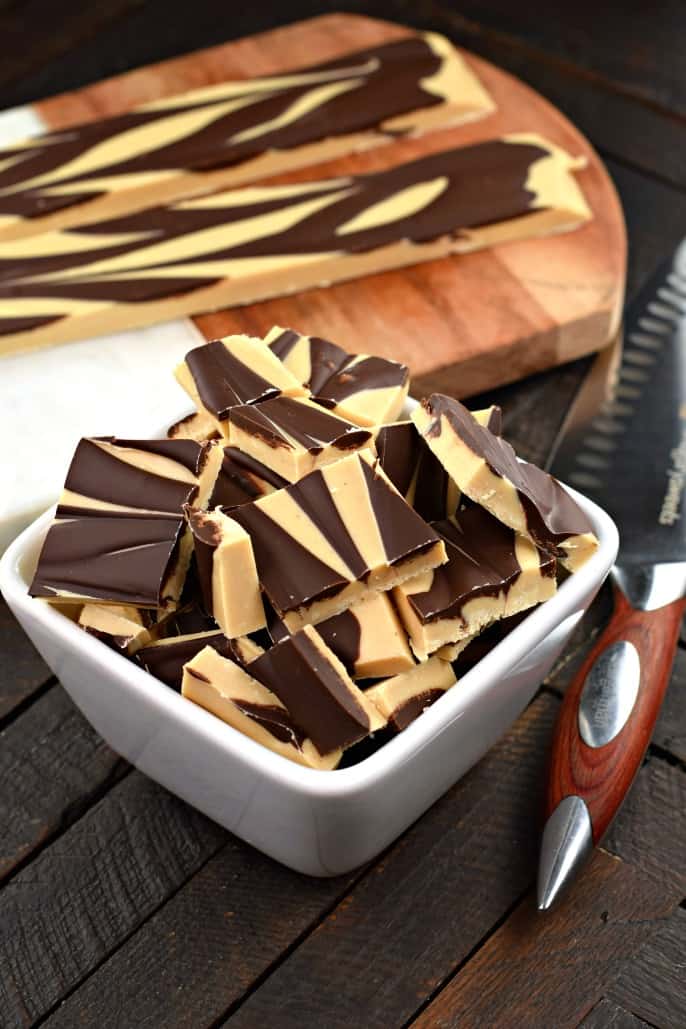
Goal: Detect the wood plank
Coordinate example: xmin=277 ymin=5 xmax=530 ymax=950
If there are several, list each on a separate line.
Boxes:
xmin=42 ymin=842 xmax=357 ymax=1029
xmin=0 ymin=772 xmax=225 ymax=1027
xmin=220 ymin=694 xmax=557 ymax=1029
xmin=0 ymin=687 xmax=124 ymax=882
xmin=432 ymin=1 xmax=686 ymax=119
xmin=653 ymin=649 xmax=686 ymax=766
xmin=412 ymin=850 xmax=679 ymax=1029
xmin=580 ymin=998 xmax=651 ymax=1029
xmin=604 ymin=757 xmax=686 ymax=895
xmin=0 ymin=599 xmax=50 ymax=722
xmin=609 ymin=906 xmax=686 ymax=1029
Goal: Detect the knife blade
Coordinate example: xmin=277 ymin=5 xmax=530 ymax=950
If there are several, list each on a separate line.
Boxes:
xmin=537 ymin=241 xmax=686 ymax=911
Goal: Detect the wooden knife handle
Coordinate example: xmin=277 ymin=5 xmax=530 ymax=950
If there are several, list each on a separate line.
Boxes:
xmin=546 ymin=585 xmax=686 ymax=843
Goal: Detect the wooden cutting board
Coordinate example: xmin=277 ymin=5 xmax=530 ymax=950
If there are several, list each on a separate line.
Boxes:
xmin=25 ymin=13 xmax=626 ymax=396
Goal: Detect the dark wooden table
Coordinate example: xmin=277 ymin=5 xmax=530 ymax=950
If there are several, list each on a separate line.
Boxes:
xmin=2 ymin=3 xmax=686 ymax=1027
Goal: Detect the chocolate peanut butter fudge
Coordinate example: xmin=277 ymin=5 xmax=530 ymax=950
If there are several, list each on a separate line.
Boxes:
xmin=412 ymin=394 xmax=599 ymax=570
xmin=186 ymin=506 xmax=266 ymax=637
xmin=175 ymin=334 xmax=307 ymax=437
xmin=365 ymin=654 xmax=457 ymax=731
xmin=0 ymin=136 xmax=590 ymax=356
xmin=231 ymin=451 xmax=447 ymax=630
xmin=29 ymin=437 xmax=221 ymax=607
xmin=0 ymin=33 xmax=493 ymax=243
xmin=248 ymin=625 xmax=385 ymax=755
xmin=228 ymin=395 xmax=374 ymax=482
xmin=393 ymin=504 xmax=556 ymax=658
xmin=267 ymin=592 xmax=415 ymax=679
xmin=182 ymin=644 xmax=342 ymax=770
xmin=138 ymin=629 xmax=263 ymax=690
xmin=78 ymin=603 xmax=157 ymax=655
xmin=207 ymin=446 xmax=288 ymax=509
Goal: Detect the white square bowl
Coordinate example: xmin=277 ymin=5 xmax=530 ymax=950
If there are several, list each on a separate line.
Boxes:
xmin=0 ymin=413 xmax=618 ymax=876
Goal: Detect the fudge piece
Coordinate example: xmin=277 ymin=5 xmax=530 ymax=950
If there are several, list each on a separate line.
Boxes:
xmin=266 ymin=326 xmax=350 ymax=394
xmin=231 ymin=451 xmax=447 ymax=630
xmin=316 ymin=354 xmax=410 ymax=427
xmin=365 ymin=655 xmax=456 ymax=731
xmin=208 ymin=446 xmax=288 ymax=508
xmin=182 ymin=645 xmax=341 ymax=770
xmin=0 ymin=33 xmax=493 ymax=243
xmin=412 ymin=394 xmax=599 ymax=570
xmin=175 ymin=335 xmax=307 ymax=437
xmin=451 ymin=609 xmax=537 ymax=673
xmin=167 ymin=410 xmax=221 ymax=443
xmin=374 ymin=405 xmax=501 ymax=519
xmin=228 ymin=395 xmax=374 ymax=482
xmin=248 ymin=625 xmax=385 ymax=755
xmin=138 ymin=629 xmax=263 ymax=690
xmin=0 ymin=136 xmax=591 ymax=356
xmin=29 ymin=436 xmax=221 ymax=608
xmin=186 ymin=507 xmax=266 ymax=637
xmin=268 ymin=592 xmax=414 ymax=679
xmin=267 ymin=325 xmax=410 ymax=427
xmin=392 ymin=504 xmax=556 ymax=658
xmin=78 ymin=603 xmax=156 ymax=655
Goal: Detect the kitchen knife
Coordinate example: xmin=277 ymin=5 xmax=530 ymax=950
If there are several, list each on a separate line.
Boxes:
xmin=537 ymin=240 xmax=686 ymax=910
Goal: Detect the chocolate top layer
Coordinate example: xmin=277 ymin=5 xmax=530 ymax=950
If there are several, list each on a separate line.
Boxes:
xmin=209 ymin=446 xmax=288 ymax=509
xmin=229 ymin=396 xmax=372 ymax=452
xmin=109 ymin=437 xmax=206 ymax=475
xmin=59 ymin=438 xmax=197 ymax=516
xmin=138 ymin=630 xmax=232 ymax=690
xmin=231 ymin=700 xmax=307 ymax=749
xmin=0 ymin=36 xmax=447 ymax=222
xmin=374 ymin=422 xmax=421 ymax=498
xmin=407 ymin=508 xmax=521 ymax=624
xmin=423 ymin=394 xmax=595 ymax=546
xmin=248 ymin=630 xmax=369 ymax=754
xmin=185 ymin=340 xmax=281 ymax=419
xmin=389 ymin=688 xmax=445 ymax=731
xmin=30 ymin=513 xmax=183 ymax=607
xmin=0 ymin=140 xmax=547 ymax=324
xmin=360 ymin=459 xmax=439 ymax=567
xmin=314 ymin=607 xmax=362 ymax=678
xmin=317 ymin=355 xmax=409 ymax=406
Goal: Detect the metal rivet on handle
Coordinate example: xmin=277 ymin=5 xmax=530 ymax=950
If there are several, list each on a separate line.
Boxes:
xmin=578 ymin=640 xmax=641 ymax=748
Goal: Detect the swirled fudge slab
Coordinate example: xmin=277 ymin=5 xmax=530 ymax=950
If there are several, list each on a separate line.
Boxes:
xmin=230 ymin=451 xmax=447 ymax=630
xmin=267 ymin=592 xmax=415 ymax=679
xmin=138 ymin=629 xmax=263 ymax=690
xmin=182 ymin=644 xmax=342 ymax=769
xmin=228 ymin=395 xmax=374 ymax=482
xmin=186 ymin=507 xmax=266 ymax=637
xmin=175 ymin=335 xmax=307 ymax=437
xmin=0 ymin=136 xmax=590 ymax=356
xmin=207 ymin=446 xmax=288 ymax=509
xmin=167 ymin=410 xmax=221 ymax=443
xmin=365 ymin=654 xmax=456 ymax=731
xmin=393 ymin=505 xmax=555 ymax=658
xmin=0 ymin=33 xmax=492 ymax=243
xmin=78 ymin=603 xmax=157 ymax=655
xmin=412 ymin=394 xmax=599 ymax=570
xmin=248 ymin=625 xmax=385 ymax=756
xmin=265 ymin=326 xmax=409 ymax=427
xmin=29 ymin=437 xmax=222 ymax=607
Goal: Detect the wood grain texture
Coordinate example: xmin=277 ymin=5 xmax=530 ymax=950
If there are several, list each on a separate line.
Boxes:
xmin=546 ymin=587 xmax=686 ymax=843
xmin=42 ymin=841 xmax=357 ymax=1029
xmin=654 ymin=648 xmax=686 ymax=765
xmin=224 ymin=694 xmax=557 ymax=1029
xmin=580 ymin=998 xmax=651 ymax=1029
xmin=609 ymin=906 xmax=686 ymax=1029
xmin=0 ymin=687 xmax=124 ymax=882
xmin=0 ymin=599 xmax=50 ymax=722
xmin=0 ymin=773 xmax=225 ymax=1028
xmin=604 ymin=757 xmax=686 ymax=896
xmin=412 ymin=849 xmax=678 ymax=1029
xmin=22 ymin=13 xmax=626 ymax=398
